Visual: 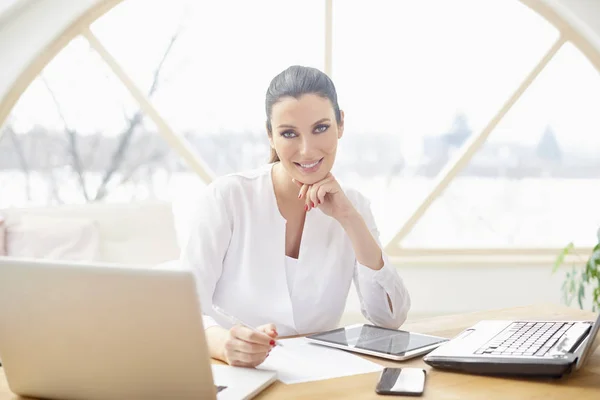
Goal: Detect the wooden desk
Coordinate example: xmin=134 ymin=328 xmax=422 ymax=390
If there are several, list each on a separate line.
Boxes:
xmin=1 ymin=304 xmax=598 ymax=399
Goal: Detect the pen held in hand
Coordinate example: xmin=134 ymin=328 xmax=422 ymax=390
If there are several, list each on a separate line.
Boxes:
xmin=212 ymin=305 xmax=284 ymax=347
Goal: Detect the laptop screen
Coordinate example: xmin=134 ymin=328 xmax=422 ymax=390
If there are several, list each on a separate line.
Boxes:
xmin=576 ymin=312 xmax=600 ymax=369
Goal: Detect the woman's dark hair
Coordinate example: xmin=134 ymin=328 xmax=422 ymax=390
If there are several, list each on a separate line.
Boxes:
xmin=265 ymin=65 xmax=341 ymax=163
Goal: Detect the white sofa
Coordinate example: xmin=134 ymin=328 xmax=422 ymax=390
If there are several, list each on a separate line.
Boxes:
xmin=0 ymin=200 xmax=370 ymax=325
xmin=0 ymin=201 xmax=181 ymax=265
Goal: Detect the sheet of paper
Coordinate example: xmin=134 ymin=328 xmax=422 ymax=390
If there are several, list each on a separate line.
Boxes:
xmin=257 ymin=337 xmax=383 ymax=384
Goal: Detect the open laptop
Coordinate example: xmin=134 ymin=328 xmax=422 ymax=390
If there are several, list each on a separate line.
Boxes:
xmin=423 ymin=312 xmax=600 ymax=378
xmin=0 ymin=257 xmax=276 ymax=400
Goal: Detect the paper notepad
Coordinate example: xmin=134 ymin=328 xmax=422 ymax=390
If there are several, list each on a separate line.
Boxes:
xmin=257 ymin=337 xmax=383 ymax=384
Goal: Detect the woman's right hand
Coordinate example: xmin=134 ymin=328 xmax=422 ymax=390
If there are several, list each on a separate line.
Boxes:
xmin=222 ymin=323 xmax=278 ymax=367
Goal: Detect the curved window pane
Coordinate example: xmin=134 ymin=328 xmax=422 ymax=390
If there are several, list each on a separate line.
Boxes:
xmin=402 ymin=43 xmax=600 ymax=248
xmin=331 ymin=0 xmax=559 ymax=242
xmin=0 ymin=36 xmax=201 ymax=208
xmin=92 ymin=0 xmax=325 ymax=175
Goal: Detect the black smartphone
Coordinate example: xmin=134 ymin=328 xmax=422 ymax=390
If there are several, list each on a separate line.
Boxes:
xmin=375 ymin=367 xmax=426 ymax=396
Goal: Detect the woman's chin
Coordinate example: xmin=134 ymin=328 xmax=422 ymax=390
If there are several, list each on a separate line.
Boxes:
xmin=292 ymin=170 xmax=330 ymax=185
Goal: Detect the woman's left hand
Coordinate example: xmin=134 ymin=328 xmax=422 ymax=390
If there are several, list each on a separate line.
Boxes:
xmin=293 ymin=173 xmax=357 ymax=222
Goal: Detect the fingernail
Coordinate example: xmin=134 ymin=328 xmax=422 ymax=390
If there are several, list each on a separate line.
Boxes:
xmin=298 ymin=193 xmax=302 ymax=199
xmin=304 ymin=205 xmax=308 ymax=211
xmin=311 ymin=202 xmax=315 ymax=208
xmin=270 ymin=340 xmax=275 ymax=346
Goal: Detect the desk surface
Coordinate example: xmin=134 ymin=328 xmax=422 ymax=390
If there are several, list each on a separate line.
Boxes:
xmin=1 ymin=303 xmax=598 ymax=399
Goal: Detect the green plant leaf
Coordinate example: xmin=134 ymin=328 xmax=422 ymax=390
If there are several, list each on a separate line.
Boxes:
xmin=556 ymin=231 xmax=600 ymax=311
xmin=577 ymin=283 xmax=585 ymax=310
xmin=590 ymin=248 xmax=600 ymax=266
xmin=554 ymin=242 xmax=575 ymax=273
xmin=561 ymin=280 xmax=569 ymax=305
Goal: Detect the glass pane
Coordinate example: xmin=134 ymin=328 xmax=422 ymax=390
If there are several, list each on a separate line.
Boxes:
xmin=0 ymin=36 xmax=202 ymax=208
xmin=402 ymin=42 xmax=600 ymax=248
xmin=92 ymin=0 xmax=325 ymax=175
xmin=331 ymin=0 xmax=559 ymax=243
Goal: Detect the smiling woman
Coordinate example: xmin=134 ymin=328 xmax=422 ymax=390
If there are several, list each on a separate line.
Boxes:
xmin=180 ymin=65 xmax=411 ymax=368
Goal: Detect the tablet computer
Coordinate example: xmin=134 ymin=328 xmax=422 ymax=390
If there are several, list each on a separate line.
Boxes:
xmin=306 ymin=323 xmax=448 ymax=361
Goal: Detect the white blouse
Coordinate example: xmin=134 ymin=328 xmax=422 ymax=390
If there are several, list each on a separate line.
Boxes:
xmin=180 ymin=164 xmax=411 ymax=336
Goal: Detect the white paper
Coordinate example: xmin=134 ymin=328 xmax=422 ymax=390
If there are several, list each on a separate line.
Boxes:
xmin=257 ymin=337 xmax=383 ymax=384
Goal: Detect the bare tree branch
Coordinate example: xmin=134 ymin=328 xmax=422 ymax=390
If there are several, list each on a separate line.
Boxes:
xmin=94 ymin=111 xmax=143 ymax=200
xmin=85 ymin=131 xmax=103 ymax=169
xmin=94 ymin=29 xmax=181 ymax=201
xmin=45 ymin=169 xmax=63 ymax=205
xmin=41 ymin=75 xmax=90 ymax=202
xmin=5 ymin=125 xmax=32 ymax=200
xmin=119 ymin=150 xmax=167 ymax=186
xmin=147 ymin=30 xmax=180 ymax=97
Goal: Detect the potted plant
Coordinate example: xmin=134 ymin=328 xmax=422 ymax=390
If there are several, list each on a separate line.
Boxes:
xmin=553 ymin=228 xmax=600 ymax=312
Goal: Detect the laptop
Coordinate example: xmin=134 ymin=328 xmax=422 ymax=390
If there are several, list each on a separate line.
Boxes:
xmin=0 ymin=257 xmax=277 ymax=400
xmin=423 ymin=312 xmax=600 ymax=378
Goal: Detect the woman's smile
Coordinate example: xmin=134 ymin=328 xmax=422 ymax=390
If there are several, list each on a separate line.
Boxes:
xmin=293 ymin=157 xmax=324 ymax=174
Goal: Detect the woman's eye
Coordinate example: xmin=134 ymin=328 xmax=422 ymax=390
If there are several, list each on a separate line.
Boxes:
xmin=281 ymin=131 xmax=297 ymax=138
xmin=315 ymin=124 xmax=329 ymax=133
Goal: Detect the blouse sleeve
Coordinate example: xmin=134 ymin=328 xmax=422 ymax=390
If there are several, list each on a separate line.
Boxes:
xmin=352 ymin=195 xmax=411 ymax=329
xmin=180 ymin=183 xmax=232 ymax=330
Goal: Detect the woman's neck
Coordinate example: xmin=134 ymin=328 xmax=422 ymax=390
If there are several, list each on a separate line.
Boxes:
xmin=271 ymin=162 xmax=302 ymax=203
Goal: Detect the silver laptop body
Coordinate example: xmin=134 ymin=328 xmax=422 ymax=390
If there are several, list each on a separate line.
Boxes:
xmin=424 ymin=313 xmax=600 ymax=377
xmin=0 ymin=257 xmax=276 ymax=400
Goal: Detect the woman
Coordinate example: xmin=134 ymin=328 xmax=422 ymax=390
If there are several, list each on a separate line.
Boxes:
xmin=181 ymin=66 xmax=410 ymax=367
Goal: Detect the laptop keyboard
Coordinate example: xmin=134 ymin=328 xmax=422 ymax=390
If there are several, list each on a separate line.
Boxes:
xmin=475 ymin=321 xmax=573 ymax=357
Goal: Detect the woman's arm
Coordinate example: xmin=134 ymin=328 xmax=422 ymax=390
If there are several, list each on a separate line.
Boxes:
xmin=300 ymin=175 xmax=411 ymax=328
xmin=338 ymin=209 xmax=385 ymax=272
xmin=180 ymin=184 xmax=231 ymax=333
xmin=346 ymin=196 xmax=411 ymax=329
xmin=337 ymin=209 xmax=397 ymax=311
xmin=180 ymin=182 xmax=278 ymax=367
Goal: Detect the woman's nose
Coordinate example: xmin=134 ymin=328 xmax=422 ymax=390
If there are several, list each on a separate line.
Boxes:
xmin=299 ymin=135 xmax=315 ymax=156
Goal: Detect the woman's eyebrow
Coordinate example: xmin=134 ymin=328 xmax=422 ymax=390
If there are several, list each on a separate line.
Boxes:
xmin=277 ymin=123 xmax=297 ymax=129
xmin=277 ymin=118 xmax=331 ymax=129
xmin=312 ymin=118 xmax=331 ymax=126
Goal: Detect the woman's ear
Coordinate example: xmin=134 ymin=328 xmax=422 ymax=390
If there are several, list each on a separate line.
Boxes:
xmin=266 ymin=122 xmax=275 ymax=149
xmin=337 ymin=110 xmax=345 ymax=139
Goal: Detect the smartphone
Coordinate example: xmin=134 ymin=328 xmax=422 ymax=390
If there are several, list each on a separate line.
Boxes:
xmin=375 ymin=367 xmax=426 ymax=396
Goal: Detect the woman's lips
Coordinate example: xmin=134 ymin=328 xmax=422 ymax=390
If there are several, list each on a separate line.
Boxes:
xmin=294 ymin=158 xmax=324 ymax=174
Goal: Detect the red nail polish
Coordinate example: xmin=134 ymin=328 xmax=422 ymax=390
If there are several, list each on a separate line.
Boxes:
xmin=270 ymin=340 xmax=275 ymax=346
xmin=318 ymin=199 xmax=321 ymax=204
xmin=304 ymin=205 xmax=308 ymax=211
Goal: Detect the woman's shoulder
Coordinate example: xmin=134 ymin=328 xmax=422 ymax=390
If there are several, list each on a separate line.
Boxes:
xmin=206 ymin=164 xmax=272 ymax=198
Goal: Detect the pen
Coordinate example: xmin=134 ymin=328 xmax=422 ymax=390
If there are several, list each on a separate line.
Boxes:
xmin=212 ymin=305 xmax=284 ymax=347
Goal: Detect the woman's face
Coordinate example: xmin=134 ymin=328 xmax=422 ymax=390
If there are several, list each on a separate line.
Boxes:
xmin=269 ymin=94 xmax=344 ymax=185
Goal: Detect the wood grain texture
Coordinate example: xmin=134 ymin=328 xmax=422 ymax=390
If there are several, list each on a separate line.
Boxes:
xmin=1 ymin=304 xmax=598 ymax=399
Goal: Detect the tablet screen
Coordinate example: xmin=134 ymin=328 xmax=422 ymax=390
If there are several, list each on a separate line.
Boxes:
xmin=308 ymin=324 xmax=447 ymax=356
